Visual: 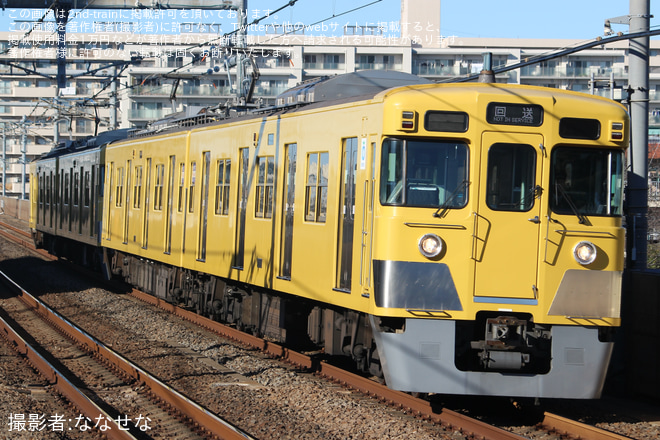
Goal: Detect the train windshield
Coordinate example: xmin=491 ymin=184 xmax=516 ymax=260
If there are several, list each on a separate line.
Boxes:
xmin=380 ymin=138 xmax=468 ymax=208
xmin=550 ymin=147 xmax=624 ymax=217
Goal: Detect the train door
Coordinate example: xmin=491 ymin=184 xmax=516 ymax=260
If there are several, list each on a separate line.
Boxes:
xmin=105 ymin=163 xmax=114 ymax=241
xmin=86 ymin=168 xmax=93 ymax=237
xmin=48 ymin=172 xmax=53 ymax=229
xmin=74 ymin=169 xmax=81 ymax=235
xmin=280 ymin=143 xmax=296 ymax=279
xmin=123 ymin=160 xmax=131 ymax=244
xmin=337 ymin=137 xmax=358 ymax=291
xmin=233 ymin=147 xmax=249 ymax=269
xmin=165 ymin=155 xmax=175 ymax=254
xmin=197 ymin=151 xmax=211 ymax=261
xmin=142 ymin=159 xmax=152 ymax=249
xmin=360 ymin=138 xmax=376 ymax=293
xmin=37 ymin=173 xmax=43 ymax=226
xmin=473 ymin=133 xmax=544 ymax=301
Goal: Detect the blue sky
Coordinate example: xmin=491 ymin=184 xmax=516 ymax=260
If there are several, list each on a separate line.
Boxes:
xmin=276 ymin=0 xmax=657 ymax=40
xmin=0 ymin=0 xmax=656 ymax=40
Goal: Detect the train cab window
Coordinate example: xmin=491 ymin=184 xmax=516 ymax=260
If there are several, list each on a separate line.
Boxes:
xmin=486 ymin=143 xmax=536 ymax=212
xmin=550 ymin=147 xmax=624 ymax=217
xmin=380 ymin=138 xmax=468 ymax=208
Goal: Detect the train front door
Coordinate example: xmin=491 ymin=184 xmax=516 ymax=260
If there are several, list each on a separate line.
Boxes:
xmin=473 ymin=133 xmax=544 ymax=301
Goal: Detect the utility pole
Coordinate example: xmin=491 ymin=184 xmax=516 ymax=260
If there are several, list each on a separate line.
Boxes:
xmin=2 ymin=123 xmax=6 ymax=197
xmin=110 ymin=66 xmax=118 ymax=130
xmin=236 ymin=0 xmax=248 ymax=104
xmin=20 ymin=115 xmax=26 ymax=200
xmin=626 ymin=0 xmax=651 ymax=269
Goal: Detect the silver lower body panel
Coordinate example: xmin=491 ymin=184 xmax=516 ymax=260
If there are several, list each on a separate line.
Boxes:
xmin=370 ymin=317 xmax=613 ymax=398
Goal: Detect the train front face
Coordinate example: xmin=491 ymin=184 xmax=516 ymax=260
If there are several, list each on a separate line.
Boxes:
xmin=370 ymin=84 xmax=628 ymax=398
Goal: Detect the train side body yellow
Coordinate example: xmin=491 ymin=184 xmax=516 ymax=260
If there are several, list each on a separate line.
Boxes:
xmin=30 ymin=72 xmax=628 ymax=398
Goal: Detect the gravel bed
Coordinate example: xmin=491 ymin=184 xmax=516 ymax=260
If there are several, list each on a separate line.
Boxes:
xmin=2 ymin=215 xmax=659 ymax=440
xmin=0 ymin=230 xmax=461 ymax=439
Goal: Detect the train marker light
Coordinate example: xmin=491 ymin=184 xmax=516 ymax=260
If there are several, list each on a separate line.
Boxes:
xmin=400 ymin=110 xmax=417 ymax=131
xmin=611 ymin=122 xmax=624 ymax=141
xmin=573 ymin=241 xmax=597 ymax=265
xmin=418 ymin=233 xmax=443 ymax=258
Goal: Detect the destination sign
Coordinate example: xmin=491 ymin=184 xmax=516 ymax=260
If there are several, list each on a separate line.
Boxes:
xmin=486 ymin=103 xmax=543 ymax=127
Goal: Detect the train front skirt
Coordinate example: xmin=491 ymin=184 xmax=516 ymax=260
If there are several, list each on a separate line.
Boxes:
xmin=370 ymin=317 xmax=613 ymax=399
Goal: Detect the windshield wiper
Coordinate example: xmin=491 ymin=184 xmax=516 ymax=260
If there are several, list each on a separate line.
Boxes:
xmin=555 ymin=183 xmax=588 ymax=225
xmin=522 ymin=184 xmax=543 ymax=208
xmin=434 ymin=180 xmax=470 ymax=218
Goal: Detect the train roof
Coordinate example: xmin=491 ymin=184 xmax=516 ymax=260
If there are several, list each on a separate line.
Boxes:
xmin=275 ymin=70 xmax=433 ymax=107
xmin=36 ymin=128 xmax=134 ymax=160
xmin=126 ymin=71 xmax=433 ymax=138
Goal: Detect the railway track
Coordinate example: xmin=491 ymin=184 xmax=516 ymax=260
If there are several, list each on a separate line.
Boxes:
xmin=540 ymin=413 xmax=633 ymax=440
xmin=0 ymin=267 xmax=253 ymax=440
xmin=0 ymin=218 xmax=648 ymax=440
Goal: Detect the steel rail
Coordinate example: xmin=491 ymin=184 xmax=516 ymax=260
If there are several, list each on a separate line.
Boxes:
xmin=0 ymin=269 xmax=256 ymax=440
xmin=128 ymin=290 xmax=525 ymax=440
xmin=0 ymin=221 xmax=56 ymax=261
xmin=318 ymin=362 xmax=526 ymax=440
xmin=0 ymin=276 xmax=138 ymax=440
xmin=0 ymin=221 xmax=31 ymax=239
xmin=5 ymin=221 xmax=627 ymax=440
xmin=542 ymin=412 xmax=634 ymax=440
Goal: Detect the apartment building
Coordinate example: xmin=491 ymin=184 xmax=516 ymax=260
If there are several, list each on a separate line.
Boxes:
xmin=0 ymin=6 xmax=659 ymax=199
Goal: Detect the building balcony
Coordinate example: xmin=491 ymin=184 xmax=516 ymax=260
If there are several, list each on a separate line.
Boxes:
xmin=128 ymin=108 xmax=170 ymax=120
xmin=413 ymin=63 xmax=460 ymax=76
xmin=521 ymin=65 xmax=627 ymax=79
xmin=14 ymin=86 xmax=56 ymax=98
xmin=302 ymin=62 xmax=345 ymax=70
xmin=179 ymin=84 xmax=233 ymax=97
xmin=355 ymin=62 xmax=402 ymax=71
xmin=130 ymin=84 xmax=173 ymax=96
xmin=254 ymin=85 xmax=289 ymax=97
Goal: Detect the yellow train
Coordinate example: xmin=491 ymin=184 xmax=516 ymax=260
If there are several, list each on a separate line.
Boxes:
xmin=30 ymin=71 xmax=628 ymax=398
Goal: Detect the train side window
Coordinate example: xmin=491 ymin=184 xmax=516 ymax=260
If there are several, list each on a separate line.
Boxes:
xmin=154 ymin=164 xmax=165 ymax=211
xmin=115 ymin=167 xmax=124 ymax=207
xmin=189 ymin=161 xmax=196 ymax=213
xmin=46 ymin=175 xmax=51 ymax=208
xmin=177 ymin=163 xmax=185 ymax=212
xmin=83 ymin=171 xmax=90 ymax=207
xmin=305 ymin=152 xmax=329 ymax=222
xmin=215 ymin=159 xmax=231 ymax=215
xmin=73 ymin=171 xmax=80 ymax=207
xmin=38 ymin=175 xmax=44 ymax=208
xmin=255 ymin=156 xmax=275 ymax=218
xmin=486 ymin=143 xmax=536 ymax=212
xmin=133 ymin=166 xmax=142 ymax=209
xmin=64 ymin=173 xmax=70 ymax=206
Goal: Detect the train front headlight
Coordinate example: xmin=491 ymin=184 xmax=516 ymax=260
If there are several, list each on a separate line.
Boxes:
xmin=418 ymin=233 xmax=443 ymax=258
xmin=573 ymin=241 xmax=597 ymax=265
